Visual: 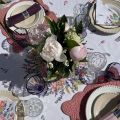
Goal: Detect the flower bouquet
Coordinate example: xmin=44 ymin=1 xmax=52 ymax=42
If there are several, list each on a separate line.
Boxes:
xmin=25 ymin=15 xmax=87 ymax=82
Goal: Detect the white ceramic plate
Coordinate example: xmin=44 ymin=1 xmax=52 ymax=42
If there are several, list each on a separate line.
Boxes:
xmin=5 ymin=1 xmax=45 ymax=32
xmin=89 ymin=0 xmax=120 ymax=34
xmin=86 ymin=85 xmax=120 ymax=120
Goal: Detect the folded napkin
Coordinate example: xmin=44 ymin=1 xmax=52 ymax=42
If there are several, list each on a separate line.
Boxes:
xmin=6 ymin=3 xmax=41 ymax=27
xmin=99 ymin=104 xmax=120 ymax=120
xmin=96 ymin=0 xmax=120 ymax=26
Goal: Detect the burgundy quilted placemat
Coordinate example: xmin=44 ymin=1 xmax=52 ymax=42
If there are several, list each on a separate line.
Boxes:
xmin=61 ymin=81 xmax=120 ymax=120
xmin=0 ymin=0 xmax=57 ymax=52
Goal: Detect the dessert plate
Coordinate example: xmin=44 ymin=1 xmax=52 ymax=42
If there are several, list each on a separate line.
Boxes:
xmin=86 ymin=85 xmax=120 ymax=120
xmin=5 ymin=1 xmax=45 ymax=32
xmin=89 ymin=0 xmax=120 ymax=34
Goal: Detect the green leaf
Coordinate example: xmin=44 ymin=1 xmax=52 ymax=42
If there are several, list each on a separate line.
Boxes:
xmin=57 ymin=15 xmax=67 ymax=32
xmin=36 ymin=40 xmax=45 ymax=53
xmin=74 ymin=20 xmax=83 ymax=34
xmin=66 ymin=40 xmax=79 ymax=49
xmin=45 ymin=16 xmax=58 ymax=35
xmin=60 ymin=15 xmax=67 ymax=23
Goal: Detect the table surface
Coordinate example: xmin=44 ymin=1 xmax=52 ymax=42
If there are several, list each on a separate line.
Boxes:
xmin=0 ymin=0 xmax=120 ymax=120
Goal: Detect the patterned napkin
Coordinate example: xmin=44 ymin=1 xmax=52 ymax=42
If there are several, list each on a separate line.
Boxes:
xmin=96 ymin=0 xmax=120 ymax=26
xmin=0 ymin=100 xmax=16 ymax=120
xmin=7 ymin=3 xmax=41 ymax=27
xmin=61 ymin=81 xmax=120 ymax=120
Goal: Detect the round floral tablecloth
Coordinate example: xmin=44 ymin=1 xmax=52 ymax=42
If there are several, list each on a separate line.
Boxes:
xmin=0 ymin=0 xmax=120 ymax=120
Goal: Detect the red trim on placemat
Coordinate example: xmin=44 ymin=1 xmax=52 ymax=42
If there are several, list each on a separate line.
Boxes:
xmin=61 ymin=81 xmax=120 ymax=120
xmin=0 ymin=0 xmax=57 ymax=53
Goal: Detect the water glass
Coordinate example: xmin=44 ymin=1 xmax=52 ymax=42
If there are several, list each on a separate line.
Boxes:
xmin=28 ymin=24 xmax=48 ymax=45
xmin=73 ymin=3 xmax=90 ymax=38
xmin=79 ymin=67 xmax=96 ymax=84
xmin=26 ymin=75 xmax=46 ymax=95
xmin=78 ymin=52 xmax=107 ymax=84
xmin=23 ymin=98 xmax=43 ymax=117
xmin=105 ymin=62 xmax=120 ymax=80
xmin=87 ymin=52 xmax=107 ymax=72
xmin=73 ymin=4 xmax=87 ymax=17
xmin=11 ymin=85 xmax=29 ymax=97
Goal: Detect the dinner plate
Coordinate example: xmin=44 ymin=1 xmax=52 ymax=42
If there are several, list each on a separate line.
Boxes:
xmin=86 ymin=85 xmax=120 ymax=120
xmin=89 ymin=0 xmax=120 ymax=34
xmin=5 ymin=1 xmax=45 ymax=32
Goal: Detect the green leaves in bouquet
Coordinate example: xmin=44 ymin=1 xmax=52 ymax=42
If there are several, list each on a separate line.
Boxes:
xmin=57 ymin=15 xmax=67 ymax=45
xmin=74 ymin=19 xmax=83 ymax=34
xmin=45 ymin=15 xmax=67 ymax=46
xmin=35 ymin=40 xmax=46 ymax=54
xmin=45 ymin=16 xmax=58 ymax=35
xmin=65 ymin=39 xmax=79 ymax=50
xmin=47 ymin=60 xmax=73 ymax=80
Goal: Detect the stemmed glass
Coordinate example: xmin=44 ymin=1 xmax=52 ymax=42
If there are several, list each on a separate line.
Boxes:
xmin=87 ymin=52 xmax=107 ymax=72
xmin=26 ymin=74 xmax=47 ymax=95
xmin=73 ymin=3 xmax=91 ymax=38
xmin=105 ymin=62 xmax=120 ymax=80
xmin=79 ymin=52 xmax=107 ymax=84
xmin=23 ymin=97 xmax=43 ymax=117
xmin=11 ymin=84 xmax=29 ymax=97
xmin=16 ymin=98 xmax=43 ymax=117
xmin=27 ymin=24 xmax=48 ymax=45
xmin=2 ymin=27 xmax=29 ymax=53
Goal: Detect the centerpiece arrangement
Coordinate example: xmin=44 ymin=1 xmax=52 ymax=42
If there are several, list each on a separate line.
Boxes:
xmin=25 ymin=15 xmax=87 ymax=82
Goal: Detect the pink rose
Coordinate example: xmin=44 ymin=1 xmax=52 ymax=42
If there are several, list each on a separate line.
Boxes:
xmin=70 ymin=44 xmax=87 ymax=61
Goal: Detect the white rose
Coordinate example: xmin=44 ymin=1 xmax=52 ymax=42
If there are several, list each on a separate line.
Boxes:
xmin=40 ymin=35 xmax=66 ymax=62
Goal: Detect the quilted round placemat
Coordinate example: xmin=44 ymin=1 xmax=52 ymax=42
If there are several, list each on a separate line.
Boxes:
xmin=61 ymin=81 xmax=120 ymax=120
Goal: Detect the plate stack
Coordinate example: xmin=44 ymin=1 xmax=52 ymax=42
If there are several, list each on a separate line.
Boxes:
xmin=86 ymin=85 xmax=120 ymax=120
xmin=5 ymin=1 xmax=45 ymax=34
xmin=89 ymin=0 xmax=120 ymax=34
xmin=61 ymin=82 xmax=120 ymax=120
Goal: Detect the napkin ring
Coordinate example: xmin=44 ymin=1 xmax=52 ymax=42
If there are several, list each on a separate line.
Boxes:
xmin=22 ymin=11 xmax=30 ymax=19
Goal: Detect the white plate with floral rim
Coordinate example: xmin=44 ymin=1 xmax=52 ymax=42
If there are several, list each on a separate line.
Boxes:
xmin=86 ymin=85 xmax=120 ymax=120
xmin=5 ymin=1 xmax=45 ymax=32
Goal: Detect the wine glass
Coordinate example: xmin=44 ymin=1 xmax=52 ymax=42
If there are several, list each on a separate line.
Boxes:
xmin=26 ymin=74 xmax=46 ymax=95
xmin=28 ymin=24 xmax=48 ymax=45
xmin=5 ymin=28 xmax=28 ymax=53
xmin=78 ymin=64 xmax=96 ymax=84
xmin=105 ymin=62 xmax=120 ymax=80
xmin=78 ymin=52 xmax=107 ymax=84
xmin=87 ymin=52 xmax=107 ymax=72
xmin=2 ymin=38 xmax=11 ymax=52
xmin=73 ymin=3 xmax=90 ymax=38
xmin=11 ymin=84 xmax=29 ymax=97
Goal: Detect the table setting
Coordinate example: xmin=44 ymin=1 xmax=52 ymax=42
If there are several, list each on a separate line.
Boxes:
xmin=0 ymin=0 xmax=120 ymax=120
